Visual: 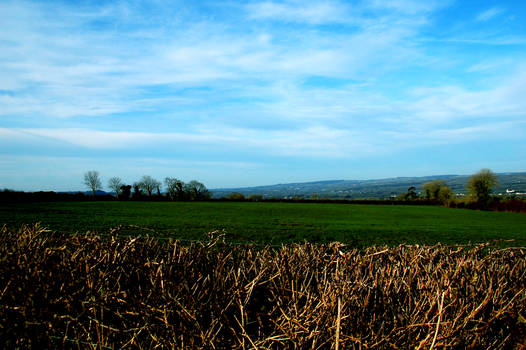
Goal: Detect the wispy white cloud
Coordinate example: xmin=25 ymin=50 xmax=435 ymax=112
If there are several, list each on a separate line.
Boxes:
xmin=476 ymin=7 xmax=504 ymax=22
xmin=467 ymin=58 xmax=515 ymax=73
xmin=405 ymin=68 xmax=526 ymax=124
xmin=3 ymin=64 xmax=526 ymax=160
xmin=380 ymin=121 xmax=525 ymax=155
xmin=370 ymin=0 xmax=448 ymax=15
xmin=0 ymin=0 xmax=428 ymax=120
xmin=1 ymin=126 xmax=359 ymax=158
xmin=246 ymin=0 xmax=351 ymax=24
xmin=435 ymin=36 xmax=526 ymax=46
xmin=0 ymin=128 xmax=233 ymax=150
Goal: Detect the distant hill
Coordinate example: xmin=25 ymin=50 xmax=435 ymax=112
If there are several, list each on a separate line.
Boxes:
xmin=211 ymin=172 xmax=526 ymax=199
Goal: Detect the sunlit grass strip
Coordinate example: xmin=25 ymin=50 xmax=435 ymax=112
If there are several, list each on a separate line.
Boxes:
xmin=1 ymin=224 xmax=525 ymax=348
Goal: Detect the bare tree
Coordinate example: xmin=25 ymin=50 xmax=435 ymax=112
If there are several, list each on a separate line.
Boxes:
xmin=138 ymin=175 xmax=161 ymax=197
xmin=84 ymin=171 xmax=102 ymax=197
xmin=120 ymin=184 xmax=132 ymax=200
xmin=184 ymin=180 xmax=210 ymax=200
xmin=132 ymin=182 xmax=143 ymax=200
xmin=108 ymin=177 xmax=124 ymax=199
xmin=165 ymin=177 xmax=186 ymax=200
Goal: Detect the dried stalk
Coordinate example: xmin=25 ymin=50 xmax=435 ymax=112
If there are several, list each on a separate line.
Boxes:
xmin=0 ymin=224 xmax=524 ymax=349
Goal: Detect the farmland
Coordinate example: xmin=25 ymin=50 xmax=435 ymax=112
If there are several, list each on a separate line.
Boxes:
xmin=1 ymin=201 xmax=525 ymax=246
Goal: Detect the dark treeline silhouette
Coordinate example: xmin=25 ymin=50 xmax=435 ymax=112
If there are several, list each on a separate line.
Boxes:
xmin=451 ymin=197 xmax=526 ymax=213
xmin=0 ymin=173 xmax=214 ymax=203
xmin=1 ymin=188 xmax=525 ymax=212
xmin=0 ymin=189 xmax=111 ymax=203
xmin=95 ymin=173 xmax=212 ymax=202
xmin=212 ymin=196 xmax=525 ymax=212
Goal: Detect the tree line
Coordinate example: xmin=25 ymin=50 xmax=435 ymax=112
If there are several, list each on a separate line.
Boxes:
xmin=77 ymin=168 xmax=526 ymax=211
xmin=84 ymin=171 xmax=210 ymax=201
xmin=2 ymin=168 xmax=524 ymax=212
xmin=397 ymin=169 xmax=497 ymax=204
xmin=396 ymin=169 xmax=526 ymax=211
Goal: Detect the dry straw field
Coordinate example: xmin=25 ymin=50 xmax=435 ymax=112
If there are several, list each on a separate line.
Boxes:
xmin=1 ymin=224 xmax=525 ymax=348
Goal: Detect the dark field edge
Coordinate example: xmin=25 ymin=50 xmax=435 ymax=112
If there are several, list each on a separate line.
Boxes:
xmin=2 ymin=221 xmax=524 ymax=250
xmin=53 ymin=223 xmax=526 ymax=250
xmin=2 ymin=189 xmax=526 ymax=214
xmin=1 ymin=223 xmax=525 ymax=349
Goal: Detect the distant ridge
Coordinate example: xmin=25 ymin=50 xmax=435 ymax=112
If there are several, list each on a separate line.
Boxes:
xmin=211 ymin=172 xmax=526 ymax=199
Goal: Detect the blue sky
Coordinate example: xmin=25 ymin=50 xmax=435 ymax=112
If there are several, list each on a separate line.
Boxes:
xmin=1 ymin=0 xmax=525 ymax=191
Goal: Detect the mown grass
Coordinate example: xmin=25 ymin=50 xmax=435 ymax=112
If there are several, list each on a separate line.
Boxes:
xmin=1 ymin=201 xmax=525 ymax=246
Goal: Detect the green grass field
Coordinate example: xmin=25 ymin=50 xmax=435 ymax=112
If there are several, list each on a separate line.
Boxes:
xmin=1 ymin=201 xmax=525 ymax=246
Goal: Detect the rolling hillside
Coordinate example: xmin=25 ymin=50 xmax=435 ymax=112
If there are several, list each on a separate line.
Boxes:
xmin=211 ymin=172 xmax=526 ymax=199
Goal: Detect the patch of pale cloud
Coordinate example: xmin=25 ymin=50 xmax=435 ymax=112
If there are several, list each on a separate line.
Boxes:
xmin=438 ymin=36 xmax=526 ymax=46
xmin=2 ymin=125 xmax=377 ymax=159
xmin=162 ymin=33 xmax=352 ymax=80
xmin=466 ymin=58 xmax=516 ymax=73
xmin=258 ymin=126 xmax=377 ymax=158
xmin=0 ymin=128 xmax=147 ymax=149
xmin=405 ymin=68 xmax=526 ymax=124
xmin=246 ymin=1 xmax=351 ymax=24
xmin=10 ymin=128 xmax=235 ymax=150
xmin=0 ymin=93 xmax=131 ymax=118
xmin=8 ymin=118 xmax=519 ymax=163
xmin=382 ymin=121 xmax=524 ymax=150
xmin=476 ymin=7 xmax=504 ymax=22
xmin=209 ymin=125 xmax=371 ymax=158
xmin=369 ymin=0 xmax=449 ymax=15
xmin=243 ymin=81 xmax=393 ymax=124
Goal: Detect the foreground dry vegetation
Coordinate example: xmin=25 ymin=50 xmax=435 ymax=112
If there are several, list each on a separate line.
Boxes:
xmin=1 ymin=224 xmax=525 ymax=348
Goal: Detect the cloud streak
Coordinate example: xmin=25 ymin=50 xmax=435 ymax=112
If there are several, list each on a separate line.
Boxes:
xmin=246 ymin=1 xmax=353 ymax=24
xmin=476 ymin=7 xmax=504 ymax=21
